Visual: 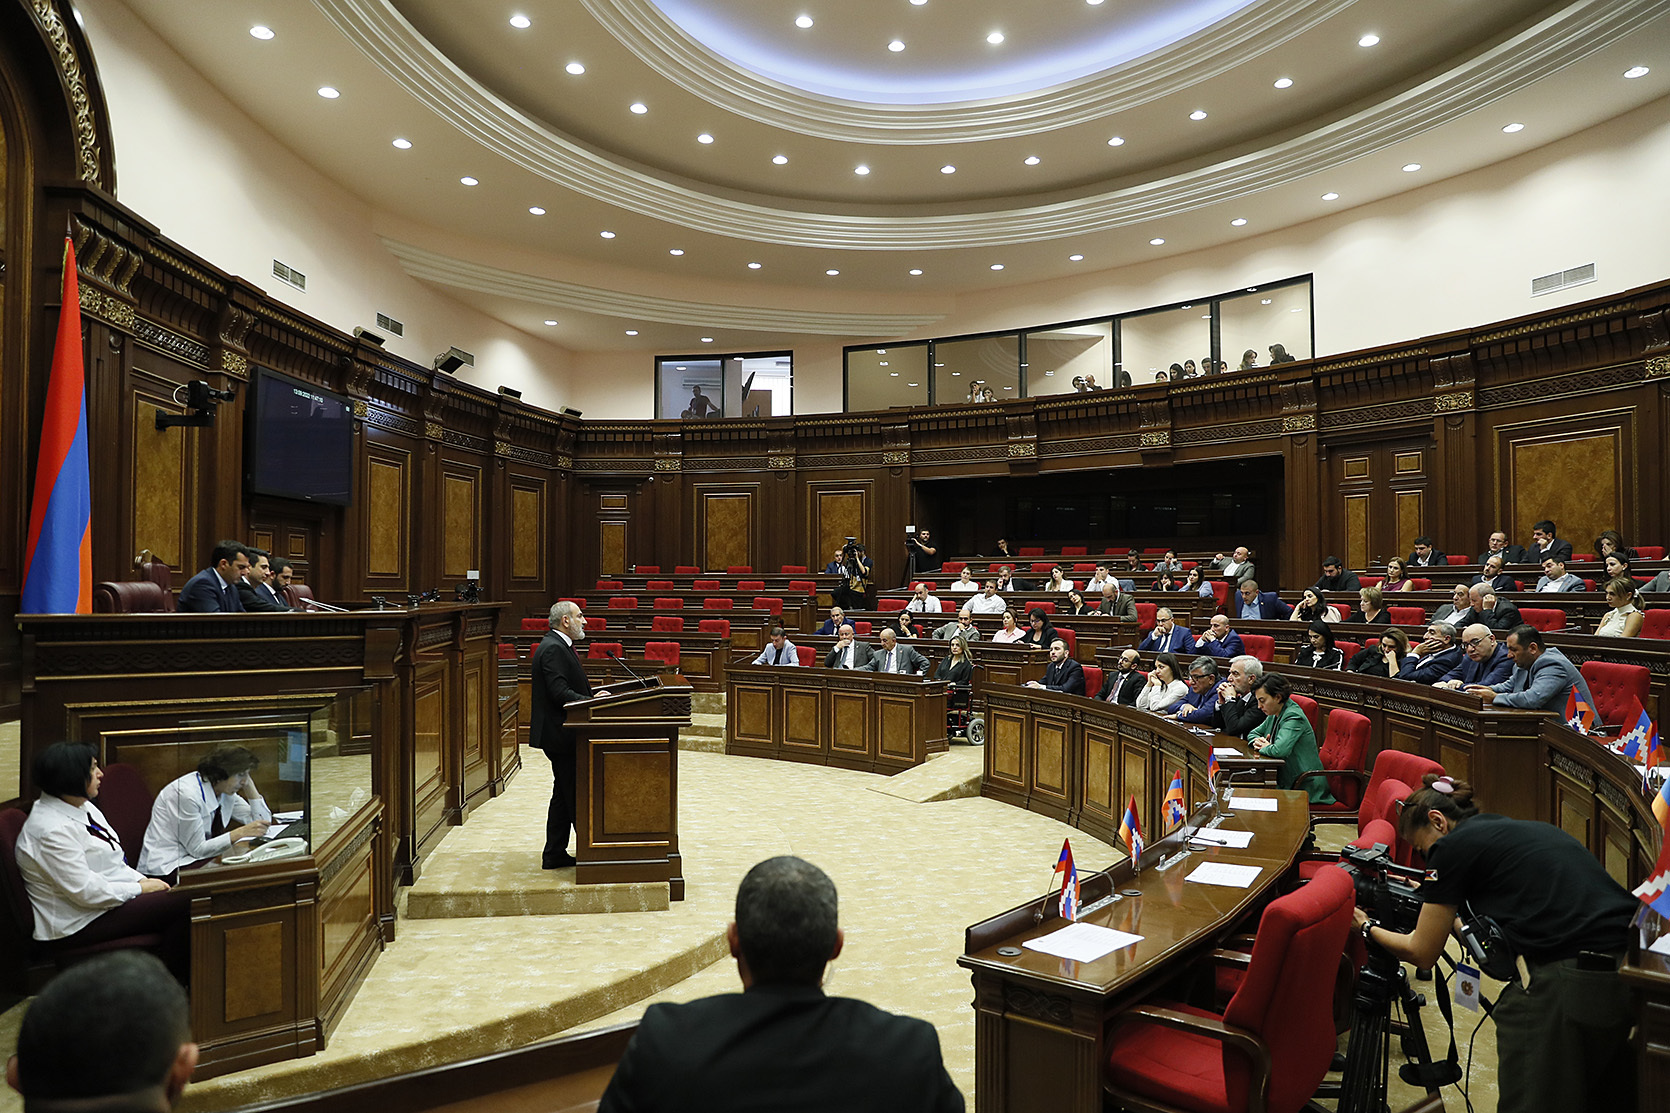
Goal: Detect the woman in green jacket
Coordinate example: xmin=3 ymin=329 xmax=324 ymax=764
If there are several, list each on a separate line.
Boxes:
xmin=1246 ymin=673 xmax=1335 ymax=805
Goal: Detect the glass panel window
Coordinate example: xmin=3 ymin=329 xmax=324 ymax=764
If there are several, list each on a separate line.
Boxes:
xmin=1119 ymin=305 xmax=1212 ymax=385
xmin=1024 ymin=322 xmax=1114 ymax=396
xmin=934 ymin=334 xmax=1019 ymax=404
xmin=657 ymin=358 xmax=722 ymax=419
xmin=847 ymin=344 xmax=928 ymax=410
xmin=1219 ymin=283 xmax=1313 ymax=370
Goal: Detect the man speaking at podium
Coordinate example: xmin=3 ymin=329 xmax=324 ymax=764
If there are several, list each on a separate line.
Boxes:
xmin=531 ymin=600 xmax=608 ymax=870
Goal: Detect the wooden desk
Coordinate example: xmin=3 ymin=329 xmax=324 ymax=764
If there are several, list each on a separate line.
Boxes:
xmin=959 ymin=790 xmax=1311 ymax=1113
xmin=726 ymin=663 xmax=948 ymax=774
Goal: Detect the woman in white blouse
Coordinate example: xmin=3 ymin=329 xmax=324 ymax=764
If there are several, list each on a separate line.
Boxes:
xmin=15 ymin=742 xmax=188 ymax=977
xmin=1135 ymin=653 xmax=1189 ymax=714
xmin=1594 ymin=577 xmax=1645 ymax=638
xmin=139 ymin=745 xmax=272 ymax=878
xmin=991 ymin=609 xmax=1027 ymax=643
xmin=1044 ymin=566 xmax=1075 ymax=592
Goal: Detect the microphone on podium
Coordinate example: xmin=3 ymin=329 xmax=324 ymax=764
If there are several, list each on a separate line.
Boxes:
xmin=606 ymin=651 xmax=656 ymax=691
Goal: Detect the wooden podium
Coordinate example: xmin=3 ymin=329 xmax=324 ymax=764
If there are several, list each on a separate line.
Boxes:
xmin=567 ymin=675 xmax=692 ymax=900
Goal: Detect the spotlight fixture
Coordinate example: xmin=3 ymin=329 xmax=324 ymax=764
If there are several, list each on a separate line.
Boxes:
xmin=433 ymin=347 xmax=474 ymax=374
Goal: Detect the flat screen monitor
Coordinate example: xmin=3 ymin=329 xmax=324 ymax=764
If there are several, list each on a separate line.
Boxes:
xmin=246 ymin=368 xmax=354 ymax=505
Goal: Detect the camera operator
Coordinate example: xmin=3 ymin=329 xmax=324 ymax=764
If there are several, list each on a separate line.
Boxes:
xmin=1353 ymin=774 xmax=1636 ymax=1113
xmin=904 ymin=528 xmax=940 ymax=582
xmin=831 ymin=539 xmax=873 ymax=612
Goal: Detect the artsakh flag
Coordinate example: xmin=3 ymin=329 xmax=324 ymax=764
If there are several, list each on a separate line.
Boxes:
xmin=1620 ymin=696 xmax=1653 ymax=759
xmin=20 ymin=237 xmax=92 ymax=615
xmin=1564 ymin=685 xmax=1598 ymax=736
xmin=1118 ymin=795 xmax=1144 ymax=864
xmin=1053 ymin=838 xmax=1079 ymax=921
xmin=1163 ymin=770 xmax=1187 ymax=831
xmin=1634 ymin=821 xmax=1670 ymax=920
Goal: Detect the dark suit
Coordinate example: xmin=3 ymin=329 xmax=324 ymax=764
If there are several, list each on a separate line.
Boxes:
xmin=1232 ymin=592 xmax=1292 ymax=621
xmin=1139 ymin=626 xmax=1194 ymax=654
xmin=1195 ymin=630 xmax=1244 ymax=658
xmin=1471 ymin=573 xmax=1517 ymax=594
xmin=1436 ymin=643 xmax=1513 ymax=687
xmin=1406 ymin=549 xmax=1447 ymax=567
xmin=530 ymin=632 xmax=593 ymax=866
xmin=598 ymin=984 xmax=964 ymax=1113
xmin=1528 ymin=538 xmax=1574 ymax=565
xmin=1313 ymin=570 xmax=1362 ymax=594
xmin=236 ymin=579 xmax=291 ymax=612
xmin=867 ymin=643 xmax=928 ymax=675
xmin=1478 ymin=545 xmax=1529 ymax=565
xmin=1039 ymin=658 xmax=1085 ymax=695
xmin=1096 ymin=669 xmax=1145 ymax=706
xmin=178 ymin=567 xmax=243 ymax=613
xmin=1097 ymin=594 xmax=1138 ymax=620
xmin=823 ymin=641 xmax=875 ymax=669
xmin=1479 ymin=601 xmax=1523 ymax=633
xmin=1215 ymin=689 xmax=1264 ymax=738
xmin=1399 ymin=644 xmax=1465 ymax=685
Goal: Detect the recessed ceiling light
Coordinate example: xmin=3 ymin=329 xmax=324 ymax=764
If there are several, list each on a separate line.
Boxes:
xmin=697 ymin=133 xmax=715 ymax=145
xmin=629 ymin=102 xmax=648 ymax=114
xmin=1261 ymin=299 xmax=1271 ymax=305
xmin=1231 ymin=217 xmax=1247 ymax=226
xmin=528 ymin=206 xmax=546 ymax=215
xmin=1358 ymin=33 xmax=1380 ymax=47
xmin=1502 ymin=122 xmax=1525 ymax=133
xmin=391 ymin=137 xmax=412 ymax=149
xmin=626 ymin=330 xmax=638 ymax=336
xmin=1068 ymin=254 xmax=1084 ymax=262
xmin=600 ymin=230 xmax=616 ymax=238
xmin=1273 ymin=77 xmax=1293 ymax=89
xmin=772 ymin=154 xmax=788 ymax=165
xmin=879 ymin=361 xmax=889 ymax=367
xmin=1107 ymin=136 xmax=1125 ymax=147
xmin=543 ymin=319 xmax=558 ymax=326
xmin=460 ymin=176 xmax=478 ymax=186
xmin=1024 ymin=155 xmax=1040 ymax=166
xmin=509 ymin=14 xmax=531 ymax=29
xmin=908 ymin=383 xmax=920 ymax=388
xmin=1624 ymin=65 xmax=1650 ymax=79
xmin=911 ymin=0 xmax=927 ymax=5
xmin=1188 ymin=109 xmax=1207 ymax=121
xmin=318 ymin=86 xmax=340 ymax=99
xmin=747 ymin=262 xmax=762 ymax=269
xmin=987 ymin=31 xmax=1005 ymax=44
xmin=855 ymin=164 xmax=870 ymax=175
xmin=940 ymin=164 xmax=956 ymax=174
xmin=826 ymin=269 xmax=840 ymax=276
xmin=1087 ymin=0 xmax=1104 ymax=4
xmin=888 ymin=40 xmax=906 ymax=52
xmin=701 ymin=337 xmax=714 ymax=343
xmin=1149 ymin=238 xmax=1165 ymax=246
xmin=249 ymin=25 xmax=275 ymax=40
xmin=1321 ymin=191 xmax=1340 ymax=201
xmin=795 ymin=14 xmax=813 ymax=28
xmin=669 ymin=248 xmax=684 ymax=255
xmin=566 ymin=62 xmax=585 ymax=75
xmin=909 ymin=268 xmax=923 ymax=275
xmin=989 ymin=263 xmax=1004 ymax=271
xmin=890 ymin=372 xmax=900 ymax=377
xmin=1402 ymin=162 xmax=1422 ymax=172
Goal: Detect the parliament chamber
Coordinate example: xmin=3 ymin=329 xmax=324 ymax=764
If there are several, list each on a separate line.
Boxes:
xmin=2 ymin=1 xmax=1670 ymax=1111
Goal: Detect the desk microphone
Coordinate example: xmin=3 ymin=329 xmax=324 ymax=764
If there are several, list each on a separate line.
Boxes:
xmin=607 ymin=652 xmax=655 ymax=691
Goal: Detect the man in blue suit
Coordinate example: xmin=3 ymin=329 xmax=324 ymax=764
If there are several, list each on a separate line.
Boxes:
xmin=1232 ymin=580 xmax=1291 ymax=621
xmin=1470 ymin=624 xmax=1594 ymax=712
xmin=178 ymin=540 xmax=250 ymax=613
xmin=1398 ymin=621 xmax=1465 ymax=684
xmin=1193 ymin=614 xmax=1244 ymax=658
xmin=1138 ymin=607 xmax=1194 ymax=653
xmin=1432 ymin=624 xmax=1513 ymax=689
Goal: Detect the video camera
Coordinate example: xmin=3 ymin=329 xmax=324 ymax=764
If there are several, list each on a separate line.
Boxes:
xmin=1337 ymin=843 xmax=1424 ymax=934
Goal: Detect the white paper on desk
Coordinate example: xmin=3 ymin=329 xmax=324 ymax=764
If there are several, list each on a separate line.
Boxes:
xmin=1190 ymin=828 xmax=1255 ymax=848
xmin=1225 ymin=795 xmax=1278 ymax=812
xmin=1212 ymin=747 xmax=1242 ymax=757
xmin=1186 ymin=862 xmax=1263 ymax=888
xmin=263 ymin=823 xmax=290 ymax=839
xmin=272 ymin=811 xmax=304 ymax=823
xmin=1022 ymin=922 xmax=1144 ymax=963
xmin=1649 ymin=933 xmax=1670 ymax=957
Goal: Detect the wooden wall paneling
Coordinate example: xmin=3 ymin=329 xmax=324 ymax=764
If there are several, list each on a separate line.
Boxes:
xmin=439 ymin=457 xmax=483 ymax=581
xmin=694 ymin=485 xmax=756 ymax=571
xmin=509 ymin=473 xmax=546 ymax=587
xmin=362 ymin=438 xmax=411 ymax=594
xmin=1495 ymin=411 xmax=1632 ymax=553
xmin=1342 ymin=493 xmax=1369 ymax=573
xmin=807 ymin=483 xmax=871 ymax=578
xmin=128 ymin=369 xmax=197 ymax=574
xmin=1281 ymin=431 xmax=1321 ymax=590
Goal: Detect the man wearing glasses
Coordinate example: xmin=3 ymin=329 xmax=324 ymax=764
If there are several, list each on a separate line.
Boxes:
xmin=1431 ymin=624 xmax=1513 ymax=689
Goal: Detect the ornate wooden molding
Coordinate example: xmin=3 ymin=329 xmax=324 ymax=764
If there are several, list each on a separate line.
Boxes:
xmin=29 ymin=0 xmax=108 ymax=188
xmin=1475 ymin=303 xmax=1633 ymax=343
xmin=653 ymin=457 xmax=682 ymax=472
xmin=1433 ymin=390 xmax=1474 ymax=412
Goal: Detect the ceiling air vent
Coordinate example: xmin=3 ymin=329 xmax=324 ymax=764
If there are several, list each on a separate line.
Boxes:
xmin=272 ymin=259 xmax=307 ymax=291
xmin=375 ymin=312 xmax=405 ymax=337
xmin=1531 ymin=263 xmax=1594 ymax=297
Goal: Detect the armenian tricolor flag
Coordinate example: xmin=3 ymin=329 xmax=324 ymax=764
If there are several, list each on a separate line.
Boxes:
xmin=1118 ymin=796 xmax=1144 ymax=865
xmin=1207 ymin=751 xmax=1222 ymax=786
xmin=1053 ymin=838 xmax=1079 ymax=921
xmin=1163 ymin=770 xmax=1187 ymax=831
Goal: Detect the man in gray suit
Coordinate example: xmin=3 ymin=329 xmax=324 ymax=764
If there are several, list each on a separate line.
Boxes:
xmin=1211 ymin=546 xmax=1256 ymax=585
xmin=930 ymin=609 xmax=982 ymax=642
xmin=866 ymin=628 xmax=928 ymax=675
xmin=823 ymin=624 xmax=876 ymax=670
xmin=1467 ymin=624 xmax=1593 ymax=712
xmin=1097 ymin=582 xmax=1138 ymax=620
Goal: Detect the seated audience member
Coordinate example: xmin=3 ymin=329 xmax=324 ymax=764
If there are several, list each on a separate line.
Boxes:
xmin=1595 ymin=577 xmax=1645 ymax=638
xmin=1268 ymin=342 xmax=1297 ymax=364
xmin=1465 ymin=624 xmax=1593 ymax=712
xmin=1135 ymin=653 xmax=1188 ymax=714
xmin=1233 ymin=579 xmax=1291 ymax=620
xmin=1292 ymin=620 xmax=1343 ymax=670
xmin=1152 ymin=550 xmax=1184 ymax=576
xmin=968 ymin=580 xmax=1007 ymax=615
xmin=1019 ymin=608 xmax=1058 ymax=651
xmin=16 ymin=742 xmax=188 ymax=980
xmin=1471 ymin=554 xmax=1516 ymax=594
xmin=990 ymin=609 xmax=1026 ymax=643
xmin=597 ymin=856 xmax=963 ymax=1113
xmin=1534 ymin=557 xmax=1584 ymax=592
xmin=1382 ymin=557 xmax=1415 ymax=593
xmin=1063 ymin=589 xmax=1096 ymax=617
xmin=885 ymin=612 xmax=923 ymax=640
xmin=1247 ymin=674 xmax=1334 ymax=803
xmin=1433 ymin=582 xmax=1474 ymax=626
xmin=1347 ymin=628 xmax=1410 ymax=677
xmin=1043 ymin=565 xmax=1075 ymax=593
xmin=236 ymin=548 xmax=291 ymax=612
xmin=1477 ymin=589 xmax=1522 ymax=633
xmin=1357 ymin=585 xmax=1387 ymax=626
xmin=1155 ymin=370 xmax=1171 ymax=383
xmin=1211 ymin=546 xmax=1256 ymax=585
xmin=1527 ymin=519 xmax=1574 ymax=564
xmin=138 ymin=746 xmax=272 ymax=879
xmin=935 ymin=636 xmax=974 ymax=686
xmin=1643 ymin=568 xmax=1670 ymax=593
xmin=1595 ymin=529 xmax=1636 ymax=563
xmin=178 ymin=540 xmax=251 ymax=613
xmin=1138 ymin=607 xmax=1194 ymax=653
xmin=1193 ymin=613 xmax=1244 ymax=658
xmin=1096 ymin=649 xmax=1145 ymax=705
xmin=1399 ymin=622 xmax=1464 ymax=684
xmin=1151 ymin=567 xmax=1180 ymax=592
xmin=1097 ymin=582 xmax=1138 ymax=620
xmin=814 ymin=606 xmax=847 ymax=636
xmin=1213 ymin=656 xmax=1265 ymax=737
xmin=1179 ymin=566 xmax=1215 ymax=599
xmin=1432 ymin=624 xmax=1513 ymax=689
xmin=1168 ymin=656 xmax=1220 ymax=724
xmin=931 ymin=609 xmax=981 ymax=641
xmin=1477 ymin=529 xmax=1528 ymax=566
xmin=947 ymin=567 xmax=979 ymax=593
xmin=1026 ymin=639 xmax=1084 ymax=695
xmin=6 ymin=951 xmax=198 ymax=1113
xmin=823 ymin=624 xmax=874 ymax=670
xmin=1290 ymin=588 xmax=1342 ymax=625
xmin=1083 ymin=563 xmax=1114 ymax=595
xmin=751 ymin=627 xmax=801 ymax=667
xmin=991 ymin=538 xmax=1016 ymax=561
xmin=1406 ymin=537 xmax=1446 ymax=568
xmin=866 ymin=628 xmax=928 ymax=675
xmin=823 ymin=547 xmax=847 ymax=576
xmin=905 ymin=583 xmax=943 ymax=614
xmin=1312 ymin=556 xmax=1361 ymax=594
xmin=1238 ymin=348 xmax=1259 ymax=370
xmin=1602 ymin=552 xmax=1634 ymax=583
xmin=1181 ymin=359 xmax=1197 ymax=377
xmin=991 ymin=566 xmax=1019 ymax=594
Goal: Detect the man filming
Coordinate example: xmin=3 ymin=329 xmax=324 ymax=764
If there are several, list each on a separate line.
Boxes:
xmin=830 ymin=539 xmax=873 ymax=612
xmin=904 ymin=527 xmax=940 ymax=581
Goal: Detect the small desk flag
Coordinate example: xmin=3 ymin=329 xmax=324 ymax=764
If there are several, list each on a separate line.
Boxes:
xmin=1163 ymin=770 xmax=1187 ymax=832
xmin=1118 ymin=796 xmax=1144 ymax=865
xmin=1053 ymin=838 xmax=1079 ymax=921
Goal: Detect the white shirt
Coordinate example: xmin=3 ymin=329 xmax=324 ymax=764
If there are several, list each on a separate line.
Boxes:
xmin=906 ymin=595 xmax=943 ymax=613
xmin=1047 ymin=579 xmax=1076 ymax=593
xmin=139 ymin=772 xmax=272 ymax=876
xmin=1136 ymin=678 xmax=1189 ymax=714
xmin=947 ymin=580 xmax=978 ymax=592
xmin=968 ymin=593 xmax=1007 ymax=614
xmin=16 ymin=795 xmax=145 ymax=940
xmin=991 ymin=627 xmax=1027 ymax=643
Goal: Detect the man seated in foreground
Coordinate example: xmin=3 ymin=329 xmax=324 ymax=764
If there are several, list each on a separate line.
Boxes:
xmin=1026 ymin=638 xmax=1084 ymax=695
xmin=823 ymin=624 xmax=874 ymax=670
xmin=1432 ymin=623 xmax=1513 ymax=690
xmin=598 ymin=856 xmax=964 ymax=1113
xmin=7 ymin=951 xmax=198 ymax=1112
xmin=1399 ymin=622 xmax=1464 ymax=685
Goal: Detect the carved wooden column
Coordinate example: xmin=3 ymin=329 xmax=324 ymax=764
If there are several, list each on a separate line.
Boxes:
xmin=1279 ymin=378 xmax=1320 ymax=589
xmin=1429 ymin=350 xmax=1479 ymax=552
xmin=652 ymin=430 xmax=685 ymax=571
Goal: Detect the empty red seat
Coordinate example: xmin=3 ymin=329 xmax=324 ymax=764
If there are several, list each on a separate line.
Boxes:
xmin=1445 ymin=554 xmax=1468 ymax=565
xmin=1142 ymin=547 xmax=1169 ymax=554
xmin=1081 ymin=664 xmax=1103 ymax=696
xmin=653 ymin=597 xmax=684 ymax=610
xmin=596 ymin=580 xmax=624 ymax=590
xmin=674 ymin=565 xmax=701 ymax=574
xmin=781 ymin=564 xmax=808 ymax=573
xmin=1358 ymin=575 xmax=1383 ymax=587
xmin=1033 ymin=601 xmax=1056 ymax=614
xmin=1072 ymin=563 xmax=1096 ymax=573
xmin=1574 ymin=554 xmax=1596 ymax=563
xmin=637 ymin=565 xmax=661 ymax=574
xmin=752 ymin=597 xmax=783 ymax=614
xmin=647 ymin=579 xmax=676 ymax=591
xmin=498 ymin=642 xmax=517 ymax=660
xmin=1062 ymin=545 xmax=1088 ymax=556
xmin=1583 ymin=578 xmax=1598 ymax=592
xmin=1292 ymin=695 xmax=1322 ymax=742
xmin=694 ymin=578 xmax=722 ymax=590
xmin=698 ymin=618 xmax=731 ymax=637
xmin=1029 ymin=562 xmax=1053 ymax=573
xmin=1303 ymin=707 xmax=1372 ymax=814
xmin=587 ymin=616 xmax=607 ymax=631
xmin=1410 ymin=577 xmax=1432 ymax=591
xmin=1643 ymin=610 xmax=1670 ymax=640
xmin=587 ymin=641 xmax=623 ymax=660
xmin=704 ymin=597 xmax=734 ymax=610
xmin=652 ymin=615 xmax=685 ymax=632
xmin=1240 ymin=633 xmax=1275 ymax=662
xmin=854 ymin=621 xmax=872 ymax=635
xmin=789 ymin=579 xmax=817 ymax=595
xmin=1518 ymin=607 xmax=1566 ymax=632
xmin=608 ymin=596 xmax=637 ymax=609
xmin=879 ymin=598 xmax=908 ymax=612
xmin=727 ymin=565 xmax=753 ymax=574
xmin=558 ymin=597 xmax=585 ymax=609
xmin=1019 ymin=546 xmax=1045 ymax=557
xmin=1334 ymin=640 xmax=1361 ymax=663
xmin=1637 ymin=545 xmax=1665 ymax=560
xmin=941 ymin=561 xmax=966 ymax=576
xmin=1180 ymin=560 xmax=1198 ymax=571
xmin=1386 ymin=606 xmax=1425 ymax=625
xmin=521 ymin=617 xmax=549 ymax=631
xmin=1055 ymin=627 xmax=1076 ymax=656
xmin=644 ymin=642 xmax=680 ymax=668
xmin=1579 ymin=660 xmax=1650 ymax=728
xmin=1134 ymin=602 xmax=1156 ymax=631
xmin=738 ymin=580 xmax=766 ymax=591
xmin=918 ymin=581 xmax=937 ymax=592
xmin=795 ymin=646 xmax=816 ymax=667
xmin=1210 ymin=580 xmax=1231 ymax=610
xmin=1104 ymin=546 xmax=1129 ymax=555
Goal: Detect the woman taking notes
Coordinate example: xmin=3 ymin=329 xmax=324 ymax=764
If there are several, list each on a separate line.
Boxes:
xmin=139 ymin=745 xmax=273 ymax=878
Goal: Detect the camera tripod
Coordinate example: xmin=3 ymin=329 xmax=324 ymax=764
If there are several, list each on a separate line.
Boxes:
xmin=1327 ymin=942 xmax=1459 ymax=1113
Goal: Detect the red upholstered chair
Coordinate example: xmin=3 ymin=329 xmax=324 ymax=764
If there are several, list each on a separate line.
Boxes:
xmin=1518 ymin=607 xmax=1566 ymax=632
xmin=1574 ymin=554 xmax=1595 ymax=563
xmin=1105 ymin=546 xmax=1130 ymax=555
xmin=1103 ymin=866 xmax=1354 ymax=1113
xmin=1135 ymin=603 xmax=1157 ymax=632
xmin=1580 ymin=660 xmax=1650 ymax=729
xmin=941 ymin=561 xmax=966 ymax=576
xmin=1062 ymin=545 xmax=1088 ymax=556
xmin=586 ymin=641 xmax=623 ymax=660
xmin=738 ymin=580 xmax=766 ymax=591
xmin=698 ymin=618 xmax=731 ymax=637
xmin=1510 ymin=579 xmax=1524 ymax=591
xmin=1637 ymin=545 xmax=1666 ymax=560
xmin=879 ymin=598 xmax=908 ymax=612
xmin=1583 ymin=578 xmax=1598 ymax=592
xmin=1081 ymin=664 xmax=1104 ymax=697
xmin=1409 ymin=577 xmax=1432 ymax=591
xmin=557 ymin=597 xmax=586 ymax=610
xmin=1211 ymin=580 xmax=1231 ymax=611
xmin=1357 ymin=575 xmax=1382 ymax=588
xmin=637 ymin=566 xmax=661 ymax=574
xmin=135 ymin=551 xmax=176 ymax=609
xmin=1291 ymin=695 xmax=1321 ymax=741
xmin=646 ymin=580 xmax=675 ymax=591
xmin=93 ymin=581 xmax=171 ymax=613
xmin=1030 ymin=562 xmax=1053 ymax=574
xmin=284 ymin=583 xmax=315 ymax=609
xmin=1365 ymin=751 xmax=1444 ymax=808
xmin=1298 ymin=708 xmax=1372 ymax=818
xmin=1299 ymin=775 xmax=1417 ymax=878
xmin=95 ymin=764 xmax=155 ymax=869
xmin=1333 ymin=640 xmax=1361 ymax=664
xmin=1072 ymin=563 xmax=1096 ymax=574
xmin=1033 ymin=601 xmax=1056 ymax=614
xmin=651 ymin=615 xmax=685 ymax=632
xmin=1642 ymin=609 xmax=1670 ymax=640
xmin=704 ymin=597 xmax=734 ymax=610
xmin=1055 ymin=627 xmax=1077 ymax=656
xmin=919 ymin=582 xmax=937 ymax=592
xmin=586 ymin=616 xmax=607 ymax=631
xmin=674 ymin=565 xmax=701 ymax=574
xmin=752 ymin=597 xmax=783 ymax=615
xmin=788 ymin=579 xmax=818 ymax=596
xmin=694 ymin=579 xmax=722 ymax=591
xmin=781 ymin=564 xmax=808 ymax=573
xmin=644 ymin=642 xmax=680 ymax=668
xmin=1386 ymin=606 xmax=1425 ymax=626
xmin=1143 ymin=547 xmax=1170 ymax=555
xmin=726 ymin=565 xmax=753 ymax=574
xmin=596 ymin=580 xmax=624 ymax=590
xmin=1019 ymin=546 xmax=1045 ymax=557
xmin=1445 ymin=554 xmax=1468 ymax=565
xmin=1240 ymin=634 xmax=1274 ymax=662
xmin=653 ymin=597 xmax=684 ymax=610
xmin=1181 ymin=560 xmax=1198 ymax=570
xmin=795 ymin=646 xmax=816 ymax=667
xmin=498 ymin=642 xmax=518 ymax=660
xmin=521 ymin=617 xmax=549 ymax=630
xmin=854 ymin=621 xmax=872 ymax=635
